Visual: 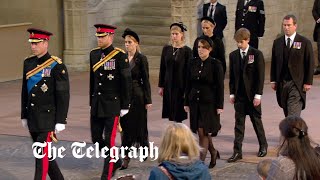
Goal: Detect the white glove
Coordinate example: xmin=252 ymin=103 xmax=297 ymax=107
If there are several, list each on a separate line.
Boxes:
xmin=120 ymin=109 xmax=129 ymax=117
xmin=21 ymin=119 xmax=28 ymax=128
xmin=55 ymin=123 xmax=65 ymax=133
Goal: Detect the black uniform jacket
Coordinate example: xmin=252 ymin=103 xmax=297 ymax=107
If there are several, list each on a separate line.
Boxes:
xmin=313 ymin=0 xmax=320 ymax=41
xmin=270 ymin=34 xmax=314 ymax=109
xmin=184 ymin=57 xmax=224 ymax=109
xmin=90 ymin=45 xmax=132 ymax=118
xmin=203 ymin=2 xmax=228 ymax=38
xmin=235 ymin=0 xmax=265 ymax=37
xmin=229 ymin=47 xmax=265 ymax=101
xmin=21 ymin=53 xmax=70 ymax=132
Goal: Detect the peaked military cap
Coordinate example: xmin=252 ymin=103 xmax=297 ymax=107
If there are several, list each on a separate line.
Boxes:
xmin=94 ymin=24 xmax=117 ymax=37
xmin=27 ymin=28 xmax=53 ymax=43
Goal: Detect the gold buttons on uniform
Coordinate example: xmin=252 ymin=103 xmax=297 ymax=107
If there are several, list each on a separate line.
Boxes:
xmin=31 ymin=103 xmax=34 ymax=106
xmin=32 ymin=94 xmax=35 ymax=97
xmin=99 ymin=83 xmax=102 ymax=86
xmin=48 ymin=110 xmax=50 ymax=112
xmin=35 ymin=85 xmax=37 ymax=87
xmin=98 ymin=92 xmax=101 ymax=95
xmin=115 ymin=97 xmax=117 ymax=100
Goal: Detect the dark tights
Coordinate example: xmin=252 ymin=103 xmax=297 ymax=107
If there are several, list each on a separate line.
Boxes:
xmin=198 ymin=128 xmax=216 ymax=162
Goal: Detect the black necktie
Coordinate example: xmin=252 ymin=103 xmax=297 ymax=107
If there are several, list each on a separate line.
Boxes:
xmin=287 ymin=38 xmax=291 ymax=49
xmin=209 ymin=4 xmax=214 ymax=18
xmin=241 ymin=51 xmax=246 ymax=68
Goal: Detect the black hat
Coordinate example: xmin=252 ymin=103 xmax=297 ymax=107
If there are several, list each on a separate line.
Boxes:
xmin=170 ymin=22 xmax=187 ymax=32
xmin=27 ymin=28 xmax=53 ymax=43
xmin=122 ymin=28 xmax=140 ymax=43
xmin=198 ymin=35 xmax=214 ymax=48
xmin=94 ymin=24 xmax=117 ymax=37
xmin=200 ymin=16 xmax=216 ymax=26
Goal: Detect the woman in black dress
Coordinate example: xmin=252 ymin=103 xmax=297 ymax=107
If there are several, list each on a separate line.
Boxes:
xmin=184 ymin=36 xmax=224 ymax=169
xmin=193 ymin=16 xmax=226 ymax=74
xmin=158 ymin=22 xmax=192 ymax=122
xmin=120 ymin=28 xmax=152 ymax=169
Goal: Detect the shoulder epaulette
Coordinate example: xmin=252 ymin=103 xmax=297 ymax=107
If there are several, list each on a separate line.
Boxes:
xmin=51 ymin=56 xmax=63 ymax=64
xmin=115 ymin=47 xmax=125 ymax=54
xmin=24 ymin=55 xmax=36 ymax=60
xmin=91 ymin=47 xmax=101 ymax=51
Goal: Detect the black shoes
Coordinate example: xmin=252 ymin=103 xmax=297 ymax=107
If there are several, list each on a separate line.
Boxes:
xmin=257 ymin=147 xmax=268 ymax=157
xmin=227 ymin=153 xmax=242 ymax=163
xmin=112 ymin=159 xmax=123 ymax=177
xmin=209 ymin=150 xmax=220 ymax=169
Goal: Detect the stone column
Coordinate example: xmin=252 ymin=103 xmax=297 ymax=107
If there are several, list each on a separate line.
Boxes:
xmin=171 ymin=0 xmax=197 ymax=47
xmin=63 ymin=0 xmax=90 ymax=71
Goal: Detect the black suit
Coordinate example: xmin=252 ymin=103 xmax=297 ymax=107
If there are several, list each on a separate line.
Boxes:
xmin=271 ymin=34 xmax=314 ymax=116
xmin=229 ymin=47 xmax=267 ymax=154
xmin=203 ymin=2 xmax=227 ymax=39
xmin=89 ymin=45 xmax=132 ymax=179
xmin=313 ymin=0 xmax=320 ymax=70
xmin=235 ymin=0 xmax=265 ymax=49
xmin=21 ymin=52 xmax=69 ymax=180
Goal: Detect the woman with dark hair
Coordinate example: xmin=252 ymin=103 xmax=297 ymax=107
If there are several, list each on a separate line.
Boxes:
xmin=158 ymin=22 xmax=193 ymax=122
xmin=267 ymin=116 xmax=320 ymax=180
xmin=184 ymin=35 xmax=224 ymax=168
xmin=120 ymin=28 xmax=152 ymax=170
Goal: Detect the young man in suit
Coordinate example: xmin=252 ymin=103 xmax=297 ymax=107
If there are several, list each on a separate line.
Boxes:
xmin=89 ymin=24 xmax=132 ymax=179
xmin=228 ymin=28 xmax=268 ymax=163
xmin=270 ymin=15 xmax=314 ymax=117
xmin=203 ymin=0 xmax=227 ymax=39
xmin=235 ymin=0 xmax=265 ymax=49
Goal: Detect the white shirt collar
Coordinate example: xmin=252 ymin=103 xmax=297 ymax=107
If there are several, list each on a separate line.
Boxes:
xmin=285 ymin=32 xmax=296 ymax=42
xmin=210 ymin=2 xmax=218 ymax=6
xmin=240 ymin=45 xmax=250 ymax=56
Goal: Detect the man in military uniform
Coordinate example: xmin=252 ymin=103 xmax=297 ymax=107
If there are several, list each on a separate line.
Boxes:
xmin=89 ymin=24 xmax=132 ymax=179
xmin=235 ymin=0 xmax=265 ymax=49
xmin=21 ymin=28 xmax=70 ymax=180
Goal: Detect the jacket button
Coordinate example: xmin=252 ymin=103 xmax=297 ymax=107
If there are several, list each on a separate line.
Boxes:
xmin=199 ymin=71 xmax=201 ymax=73
xmin=197 ymin=98 xmax=199 ymax=100
xmin=44 ymin=80 xmax=47 ymax=82
xmin=115 ymin=97 xmax=117 ymax=100
xmin=48 ymin=110 xmax=50 ymax=112
xmin=197 ymin=77 xmax=200 ymax=80
xmin=31 ymin=103 xmax=34 ymax=106
xmin=98 ymin=92 xmax=101 ymax=95
xmin=100 ymin=73 xmax=103 ymax=76
xmin=241 ymin=24 xmax=244 ymax=26
xmin=32 ymin=94 xmax=35 ymax=97
xmin=197 ymin=91 xmax=200 ymax=93
xmin=99 ymin=83 xmax=102 ymax=86
xmin=35 ymin=85 xmax=37 ymax=87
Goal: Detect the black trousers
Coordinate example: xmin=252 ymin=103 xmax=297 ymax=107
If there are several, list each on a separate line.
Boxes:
xmin=30 ymin=132 xmax=64 ymax=180
xmin=233 ymin=98 xmax=268 ymax=154
xmin=249 ymin=34 xmax=259 ymax=49
xmin=90 ymin=116 xmax=121 ymax=180
xmin=278 ymin=80 xmax=303 ymax=117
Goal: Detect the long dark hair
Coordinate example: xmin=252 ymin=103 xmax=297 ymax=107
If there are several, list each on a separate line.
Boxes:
xmin=278 ymin=116 xmax=320 ymax=179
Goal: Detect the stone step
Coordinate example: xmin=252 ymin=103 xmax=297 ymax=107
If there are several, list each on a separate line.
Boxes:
xmin=132 ymin=0 xmax=171 ymax=8
xmin=125 ymin=7 xmax=171 ymax=17
xmin=113 ymin=35 xmax=169 ymax=46
xmin=122 ymin=15 xmax=172 ymax=26
xmin=115 ymin=24 xmax=170 ymax=36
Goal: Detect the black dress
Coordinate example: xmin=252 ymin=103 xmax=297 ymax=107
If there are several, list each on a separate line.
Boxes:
xmin=158 ymin=45 xmax=192 ymax=122
xmin=193 ymin=35 xmax=226 ymax=73
xmin=184 ymin=57 xmax=224 ymax=136
xmin=120 ymin=52 xmax=152 ymax=147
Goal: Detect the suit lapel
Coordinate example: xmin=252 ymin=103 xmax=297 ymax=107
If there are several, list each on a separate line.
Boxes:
xmin=235 ymin=49 xmax=241 ymax=79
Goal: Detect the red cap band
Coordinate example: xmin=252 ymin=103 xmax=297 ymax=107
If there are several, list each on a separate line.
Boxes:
xmin=96 ymin=27 xmax=115 ymax=34
xmin=29 ymin=33 xmax=50 ymax=40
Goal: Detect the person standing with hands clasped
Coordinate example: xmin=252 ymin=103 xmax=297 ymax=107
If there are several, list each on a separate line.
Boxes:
xmin=89 ymin=24 xmax=132 ymax=179
xmin=21 ymin=28 xmax=70 ymax=180
xmin=184 ymin=35 xmax=224 ymax=168
xmin=228 ymin=28 xmax=268 ymax=163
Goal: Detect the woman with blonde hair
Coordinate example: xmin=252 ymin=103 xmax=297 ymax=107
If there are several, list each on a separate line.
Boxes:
xmin=158 ymin=22 xmax=193 ymax=123
xmin=120 ymin=28 xmax=152 ymax=170
xmin=149 ymin=123 xmax=211 ymax=179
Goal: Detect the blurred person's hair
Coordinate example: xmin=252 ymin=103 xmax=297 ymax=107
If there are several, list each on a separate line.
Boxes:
xmin=257 ymin=159 xmax=272 ymax=179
